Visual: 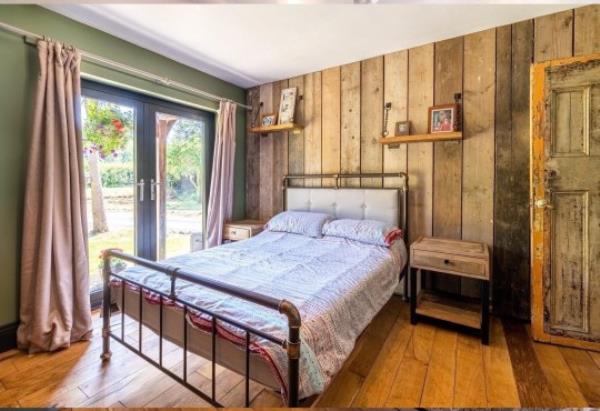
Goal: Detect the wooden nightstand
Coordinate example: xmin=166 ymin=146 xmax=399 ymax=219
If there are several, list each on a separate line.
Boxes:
xmin=223 ymin=219 xmax=265 ymax=242
xmin=409 ymin=236 xmax=490 ymax=344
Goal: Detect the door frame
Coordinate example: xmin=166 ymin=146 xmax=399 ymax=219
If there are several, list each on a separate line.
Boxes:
xmin=82 ymin=80 xmax=215 ymax=306
xmin=144 ymin=101 xmax=214 ymax=261
xmin=530 ymin=52 xmax=600 ymax=351
xmin=81 ymin=82 xmax=145 ymax=257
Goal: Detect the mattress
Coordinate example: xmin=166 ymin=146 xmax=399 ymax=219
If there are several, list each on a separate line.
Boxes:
xmin=111 ymin=230 xmax=407 ymax=399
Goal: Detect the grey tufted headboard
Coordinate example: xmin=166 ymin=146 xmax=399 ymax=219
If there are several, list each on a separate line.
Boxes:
xmin=282 ymin=173 xmax=408 ymax=235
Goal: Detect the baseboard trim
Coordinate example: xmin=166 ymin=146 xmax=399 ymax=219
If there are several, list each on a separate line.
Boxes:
xmin=0 ymin=321 xmax=18 ymax=353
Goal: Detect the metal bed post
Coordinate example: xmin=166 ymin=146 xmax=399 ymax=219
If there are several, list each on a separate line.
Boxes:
xmin=101 ymin=250 xmax=113 ymax=361
xmin=280 ymin=300 xmax=301 ymax=407
xmin=401 ymin=173 xmax=410 ymax=302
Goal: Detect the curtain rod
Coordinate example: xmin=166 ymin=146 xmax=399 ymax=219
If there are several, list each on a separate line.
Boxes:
xmin=0 ymin=21 xmax=251 ymax=110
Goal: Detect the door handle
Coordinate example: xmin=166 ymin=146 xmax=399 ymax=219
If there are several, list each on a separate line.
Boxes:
xmin=534 ymin=198 xmax=553 ymax=209
xmin=150 ymin=179 xmax=160 ymax=201
xmin=137 ymin=179 xmax=145 ymax=202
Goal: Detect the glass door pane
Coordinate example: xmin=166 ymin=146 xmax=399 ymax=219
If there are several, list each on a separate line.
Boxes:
xmin=155 ymin=112 xmax=206 ymax=259
xmin=82 ymin=95 xmax=137 ymax=291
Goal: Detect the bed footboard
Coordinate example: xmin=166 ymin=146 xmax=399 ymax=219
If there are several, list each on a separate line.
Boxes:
xmin=100 ymin=249 xmax=301 ymax=407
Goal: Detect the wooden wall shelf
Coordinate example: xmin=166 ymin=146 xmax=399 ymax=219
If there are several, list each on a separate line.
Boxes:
xmin=379 ymin=131 xmax=462 ymax=145
xmin=249 ymin=123 xmax=303 ymax=135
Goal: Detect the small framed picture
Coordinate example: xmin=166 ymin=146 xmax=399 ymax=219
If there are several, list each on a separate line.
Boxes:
xmin=428 ymin=104 xmax=459 ymax=133
xmin=395 ymin=121 xmax=411 ymax=136
xmin=278 ymin=87 xmax=297 ymax=124
xmin=261 ymin=113 xmax=277 ymax=127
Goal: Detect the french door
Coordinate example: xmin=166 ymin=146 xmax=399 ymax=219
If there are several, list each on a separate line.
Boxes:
xmin=81 ymin=80 xmax=214 ymax=295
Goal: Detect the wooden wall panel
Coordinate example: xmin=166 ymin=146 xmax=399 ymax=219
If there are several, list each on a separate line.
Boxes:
xmin=322 ymin=67 xmax=341 ymax=187
xmin=432 ymin=37 xmax=464 ymax=293
xmin=574 ymin=5 xmax=600 ymax=56
xmin=407 ymin=44 xmax=434 ymax=244
xmin=245 ymin=6 xmax=600 ymax=318
xmin=245 ymin=87 xmax=260 ymax=219
xmin=494 ymin=25 xmax=514 ymax=316
xmin=304 ymin=72 xmax=322 ymax=187
xmin=507 ymin=20 xmax=534 ymax=317
xmin=288 ymin=75 xmax=305 ymax=186
xmin=341 ymin=62 xmax=361 ymax=187
xmin=462 ymin=29 xmax=496 ymax=297
xmin=433 ymin=38 xmax=463 ymax=240
xmin=534 ymin=10 xmax=573 ymax=62
xmin=259 ymin=83 xmax=274 ymax=220
xmin=272 ymin=80 xmax=288 ymax=214
xmin=383 ymin=51 xmax=408 ymax=189
xmin=360 ymin=56 xmax=384 ymax=187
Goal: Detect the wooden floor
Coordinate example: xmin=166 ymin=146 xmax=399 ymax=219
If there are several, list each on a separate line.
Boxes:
xmin=1 ymin=296 xmax=599 ymax=408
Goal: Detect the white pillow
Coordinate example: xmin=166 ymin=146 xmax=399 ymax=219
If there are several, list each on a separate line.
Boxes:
xmin=265 ymin=211 xmax=333 ymax=238
xmin=322 ymin=218 xmax=403 ymax=247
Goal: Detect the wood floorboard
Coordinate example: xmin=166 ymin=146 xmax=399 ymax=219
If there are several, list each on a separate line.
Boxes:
xmin=383 ymin=322 xmax=435 ymax=406
xmin=560 ymin=347 xmax=600 ymax=406
xmin=0 ymin=354 xmax=18 ymax=380
xmin=18 ymin=383 xmax=89 ymax=407
xmin=482 ymin=318 xmax=520 ymax=407
xmin=591 ymin=351 xmax=600 ymax=370
xmin=350 ymin=308 xmax=412 ymax=407
xmin=453 ymin=333 xmax=487 ymax=407
xmin=250 ymin=388 xmax=284 ymax=407
xmin=528 ymin=327 xmax=588 ymax=407
xmin=313 ymin=368 xmax=363 ymax=407
xmin=1 ymin=296 xmax=599 ymax=408
xmin=503 ymin=320 xmax=555 ymax=407
xmin=419 ymin=328 xmax=457 ymax=407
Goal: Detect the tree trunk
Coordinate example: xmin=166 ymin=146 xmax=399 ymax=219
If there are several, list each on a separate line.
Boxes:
xmin=89 ymin=150 xmax=108 ymax=233
xmin=194 ymin=174 xmax=202 ymax=205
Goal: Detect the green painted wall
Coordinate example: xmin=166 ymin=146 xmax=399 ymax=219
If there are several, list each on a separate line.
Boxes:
xmin=0 ymin=5 xmax=246 ymax=327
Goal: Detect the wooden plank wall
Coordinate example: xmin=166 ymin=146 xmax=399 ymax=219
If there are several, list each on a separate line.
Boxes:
xmin=245 ymin=6 xmax=600 ymax=319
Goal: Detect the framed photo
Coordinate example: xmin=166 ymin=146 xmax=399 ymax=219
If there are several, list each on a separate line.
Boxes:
xmin=261 ymin=113 xmax=277 ymax=127
xmin=278 ymin=87 xmax=297 ymax=124
xmin=428 ymin=104 xmax=459 ymax=133
xmin=395 ymin=121 xmax=411 ymax=136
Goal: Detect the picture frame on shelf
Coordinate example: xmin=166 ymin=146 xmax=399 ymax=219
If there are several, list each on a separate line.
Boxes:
xmin=261 ymin=113 xmax=278 ymax=127
xmin=395 ymin=120 xmax=411 ymax=136
xmin=278 ymin=87 xmax=297 ymax=124
xmin=428 ymin=104 xmax=459 ymax=133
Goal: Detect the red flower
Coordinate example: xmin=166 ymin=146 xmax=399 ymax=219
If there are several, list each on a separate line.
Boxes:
xmin=111 ymin=118 xmax=124 ymax=132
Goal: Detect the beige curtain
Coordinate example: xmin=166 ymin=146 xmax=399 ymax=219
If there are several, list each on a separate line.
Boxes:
xmin=18 ymin=40 xmax=92 ymax=352
xmin=206 ymin=101 xmax=237 ymax=247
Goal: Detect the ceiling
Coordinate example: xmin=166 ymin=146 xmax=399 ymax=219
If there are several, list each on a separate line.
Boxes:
xmin=47 ymin=3 xmax=578 ymax=88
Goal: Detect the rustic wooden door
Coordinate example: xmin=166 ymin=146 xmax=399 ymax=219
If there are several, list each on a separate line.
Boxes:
xmin=531 ymin=53 xmax=600 ymax=351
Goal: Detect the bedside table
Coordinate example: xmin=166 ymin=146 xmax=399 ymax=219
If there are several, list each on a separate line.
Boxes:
xmin=409 ymin=236 xmax=490 ymax=344
xmin=223 ymin=219 xmax=265 ymax=242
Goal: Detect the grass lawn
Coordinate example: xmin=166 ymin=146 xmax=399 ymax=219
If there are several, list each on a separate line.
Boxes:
xmin=88 ymin=228 xmax=192 ymax=288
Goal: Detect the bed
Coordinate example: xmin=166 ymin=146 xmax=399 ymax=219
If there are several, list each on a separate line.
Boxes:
xmin=100 ymin=173 xmax=409 ymax=407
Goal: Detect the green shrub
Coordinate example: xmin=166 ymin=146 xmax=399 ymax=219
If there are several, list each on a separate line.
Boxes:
xmin=101 ymin=162 xmax=134 ymax=187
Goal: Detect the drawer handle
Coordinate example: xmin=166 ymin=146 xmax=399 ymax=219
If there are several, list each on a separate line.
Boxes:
xmin=443 ymin=259 xmax=452 ymax=265
xmin=231 ymin=230 xmax=237 ymax=235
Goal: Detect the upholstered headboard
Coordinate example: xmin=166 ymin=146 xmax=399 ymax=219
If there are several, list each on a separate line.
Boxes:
xmin=282 ymin=173 xmax=408 ymax=234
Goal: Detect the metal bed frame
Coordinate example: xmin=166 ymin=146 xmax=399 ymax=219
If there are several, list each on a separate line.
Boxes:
xmin=100 ymin=172 xmax=408 ymax=408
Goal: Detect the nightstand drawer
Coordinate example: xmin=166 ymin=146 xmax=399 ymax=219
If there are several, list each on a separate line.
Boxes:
xmin=411 ymin=250 xmax=488 ymax=279
xmin=223 ymin=226 xmax=251 ymax=241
